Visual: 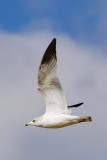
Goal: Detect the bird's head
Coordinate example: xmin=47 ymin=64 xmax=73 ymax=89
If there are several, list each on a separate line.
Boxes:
xmin=25 ymin=117 xmax=40 ymax=127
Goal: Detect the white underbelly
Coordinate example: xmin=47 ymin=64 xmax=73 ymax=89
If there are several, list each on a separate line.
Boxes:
xmin=38 ymin=114 xmax=78 ymax=128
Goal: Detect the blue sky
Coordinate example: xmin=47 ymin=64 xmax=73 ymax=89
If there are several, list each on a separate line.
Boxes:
xmin=0 ymin=0 xmax=107 ymax=49
xmin=0 ymin=1 xmax=107 ymax=160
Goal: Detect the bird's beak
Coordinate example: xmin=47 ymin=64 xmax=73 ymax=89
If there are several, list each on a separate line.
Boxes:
xmin=25 ymin=123 xmax=31 ymax=126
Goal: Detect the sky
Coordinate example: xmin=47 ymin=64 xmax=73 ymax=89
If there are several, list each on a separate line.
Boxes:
xmin=0 ymin=1 xmax=107 ymax=160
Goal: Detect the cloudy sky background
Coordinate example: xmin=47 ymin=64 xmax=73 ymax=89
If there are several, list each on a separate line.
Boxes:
xmin=0 ymin=1 xmax=107 ymax=160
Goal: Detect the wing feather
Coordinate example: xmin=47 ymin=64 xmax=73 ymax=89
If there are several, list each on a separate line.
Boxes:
xmin=37 ymin=38 xmax=69 ymax=114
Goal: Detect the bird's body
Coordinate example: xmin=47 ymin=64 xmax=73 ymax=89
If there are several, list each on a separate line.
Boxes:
xmin=25 ymin=38 xmax=92 ymax=129
xmin=28 ymin=114 xmax=91 ymax=129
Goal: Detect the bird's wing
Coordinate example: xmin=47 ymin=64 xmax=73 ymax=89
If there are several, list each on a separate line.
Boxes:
xmin=37 ymin=38 xmax=69 ymax=115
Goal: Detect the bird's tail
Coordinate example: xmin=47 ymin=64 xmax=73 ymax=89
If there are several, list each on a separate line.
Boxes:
xmin=78 ymin=116 xmax=92 ymax=123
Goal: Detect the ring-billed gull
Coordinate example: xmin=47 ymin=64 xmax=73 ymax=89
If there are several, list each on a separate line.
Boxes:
xmin=25 ymin=38 xmax=92 ymax=128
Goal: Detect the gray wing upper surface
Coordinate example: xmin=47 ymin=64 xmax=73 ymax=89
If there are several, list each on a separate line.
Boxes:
xmin=37 ymin=38 xmax=69 ymax=114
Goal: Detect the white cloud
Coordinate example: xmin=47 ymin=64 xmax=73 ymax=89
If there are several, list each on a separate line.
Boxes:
xmin=0 ymin=30 xmax=107 ymax=160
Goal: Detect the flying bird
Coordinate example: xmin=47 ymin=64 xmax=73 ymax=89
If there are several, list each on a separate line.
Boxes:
xmin=25 ymin=38 xmax=92 ymax=128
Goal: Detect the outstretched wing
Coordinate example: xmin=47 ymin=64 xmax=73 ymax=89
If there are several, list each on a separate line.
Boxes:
xmin=37 ymin=38 xmax=69 ymax=115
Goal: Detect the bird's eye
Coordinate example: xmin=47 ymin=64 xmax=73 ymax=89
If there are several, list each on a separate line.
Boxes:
xmin=32 ymin=120 xmax=36 ymax=122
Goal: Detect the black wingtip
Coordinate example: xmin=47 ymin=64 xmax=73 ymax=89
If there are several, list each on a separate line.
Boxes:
xmin=53 ymin=38 xmax=56 ymax=41
xmin=47 ymin=38 xmax=56 ymax=49
xmin=50 ymin=38 xmax=56 ymax=46
xmin=68 ymin=102 xmax=84 ymax=108
xmin=40 ymin=38 xmax=57 ymax=65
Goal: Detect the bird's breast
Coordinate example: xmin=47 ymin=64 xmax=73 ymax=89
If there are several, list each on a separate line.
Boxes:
xmin=38 ymin=114 xmax=73 ymax=128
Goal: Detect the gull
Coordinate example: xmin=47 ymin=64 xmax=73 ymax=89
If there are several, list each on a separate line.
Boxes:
xmin=25 ymin=38 xmax=92 ymax=128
